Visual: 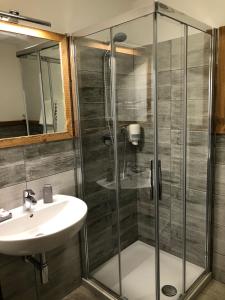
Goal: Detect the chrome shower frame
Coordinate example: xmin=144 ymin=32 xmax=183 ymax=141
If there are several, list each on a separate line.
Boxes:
xmin=70 ymin=2 xmax=215 ymax=299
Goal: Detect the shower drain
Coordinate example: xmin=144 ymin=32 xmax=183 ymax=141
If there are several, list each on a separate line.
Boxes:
xmin=161 ymin=285 xmax=177 ymax=297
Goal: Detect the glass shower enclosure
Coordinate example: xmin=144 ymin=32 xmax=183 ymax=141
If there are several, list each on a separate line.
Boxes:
xmin=72 ymin=2 xmax=214 ymax=299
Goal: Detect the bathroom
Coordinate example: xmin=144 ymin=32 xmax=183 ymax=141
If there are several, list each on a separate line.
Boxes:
xmin=0 ymin=0 xmax=224 ymax=299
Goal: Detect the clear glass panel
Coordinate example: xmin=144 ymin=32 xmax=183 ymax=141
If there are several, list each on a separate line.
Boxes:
xmin=40 ymin=60 xmax=54 ymax=132
xmin=40 ymin=46 xmax=65 ymax=133
xmin=185 ymin=27 xmax=211 ymax=289
xmin=112 ymin=15 xmax=155 ymax=300
xmin=157 ymin=15 xmax=185 ymax=299
xmin=75 ymin=29 xmax=121 ymax=294
xmin=20 ymin=54 xmax=44 ymax=135
xmin=75 ymin=12 xmax=212 ymax=300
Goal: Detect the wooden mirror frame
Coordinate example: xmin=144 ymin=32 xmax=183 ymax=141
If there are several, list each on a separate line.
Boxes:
xmin=215 ymin=26 xmax=225 ymax=133
xmin=0 ymin=20 xmax=73 ymax=148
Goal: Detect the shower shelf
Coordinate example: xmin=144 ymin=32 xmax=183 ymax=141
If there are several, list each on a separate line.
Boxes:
xmin=97 ymin=170 xmax=151 ymax=190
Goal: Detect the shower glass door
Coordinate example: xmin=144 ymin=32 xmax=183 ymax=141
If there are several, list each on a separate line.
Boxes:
xmin=112 ymin=14 xmax=157 ymax=299
xmin=156 ymin=14 xmax=213 ymax=298
xmin=74 ymin=6 xmax=213 ymax=300
xmin=185 ymin=26 xmax=212 ymax=290
xmin=75 ymin=29 xmax=121 ymax=294
xmin=157 ymin=14 xmax=185 ymax=299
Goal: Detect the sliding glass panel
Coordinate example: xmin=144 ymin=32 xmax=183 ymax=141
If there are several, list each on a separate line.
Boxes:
xmin=75 ymin=29 xmax=121 ymax=294
xmin=40 ymin=46 xmax=65 ymax=133
xmin=20 ymin=54 xmax=44 ymax=135
xmin=40 ymin=59 xmax=54 ymax=133
xmin=157 ymin=15 xmax=185 ymax=299
xmin=185 ymin=27 xmax=211 ymax=290
xmin=112 ymin=14 xmax=155 ymax=300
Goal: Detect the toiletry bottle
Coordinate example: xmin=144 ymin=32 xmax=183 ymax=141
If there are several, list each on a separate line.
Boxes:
xmin=43 ymin=184 xmax=53 ymax=203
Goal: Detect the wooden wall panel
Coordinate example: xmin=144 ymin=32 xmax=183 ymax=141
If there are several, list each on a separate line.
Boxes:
xmin=215 ymin=27 xmax=225 ymax=133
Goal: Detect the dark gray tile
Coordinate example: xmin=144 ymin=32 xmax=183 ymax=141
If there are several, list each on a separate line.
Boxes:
xmin=0 ymin=255 xmax=37 ymax=300
xmin=78 ymin=47 xmax=105 ymax=73
xmin=80 ymin=102 xmax=105 ymax=120
xmin=0 ymin=147 xmax=25 ymax=189
xmin=216 ymin=135 xmax=225 ymax=147
xmin=213 ymin=253 xmax=225 ymax=284
xmin=116 ymin=52 xmax=134 ymax=74
xmin=171 ymin=99 xmax=209 ymax=131
xmin=171 ymin=37 xmax=184 ymax=71
xmin=24 ymin=140 xmax=74 ymax=181
xmin=36 ymin=236 xmax=81 ymax=300
xmin=215 ymin=147 xmax=225 ymax=165
xmin=187 ymin=66 xmax=209 ymax=100
xmin=171 ymin=66 xmax=209 ymax=100
xmin=79 ymin=71 xmax=103 ymax=88
xmin=27 ymin=170 xmax=75 ymax=200
xmin=157 ymin=40 xmax=171 ymax=72
xmin=79 ymin=87 xmax=104 ymax=103
xmin=0 ymin=182 xmax=26 ymax=210
xmin=214 ymin=194 xmax=225 ymax=227
xmin=214 ymin=224 xmax=225 ymax=256
xmin=215 ymin=164 xmax=225 ymax=196
xmin=0 ymin=164 xmax=26 ymax=189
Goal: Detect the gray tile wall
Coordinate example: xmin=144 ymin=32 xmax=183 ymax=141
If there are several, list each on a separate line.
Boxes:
xmin=0 ymin=139 xmax=81 ymax=300
xmin=135 ymin=33 xmax=210 ymax=267
xmin=213 ymin=135 xmax=225 ymax=283
xmin=77 ymin=32 xmax=221 ymax=285
xmin=77 ymin=44 xmax=138 ymax=272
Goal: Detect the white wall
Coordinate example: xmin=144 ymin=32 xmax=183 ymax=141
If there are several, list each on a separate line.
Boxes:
xmin=0 ymin=0 xmax=135 ymax=33
xmin=0 ymin=43 xmax=25 ymax=121
xmin=130 ymin=0 xmax=225 ymax=28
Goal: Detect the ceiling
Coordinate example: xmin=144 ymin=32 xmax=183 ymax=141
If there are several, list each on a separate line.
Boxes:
xmin=0 ymin=0 xmax=224 ymax=35
xmin=132 ymin=0 xmax=225 ymax=28
xmin=0 ymin=0 xmax=134 ymax=34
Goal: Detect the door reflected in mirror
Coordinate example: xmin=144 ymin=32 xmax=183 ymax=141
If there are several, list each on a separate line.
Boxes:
xmin=0 ymin=31 xmax=66 ymax=139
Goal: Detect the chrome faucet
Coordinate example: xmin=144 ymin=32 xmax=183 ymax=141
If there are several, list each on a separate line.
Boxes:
xmin=23 ymin=189 xmax=37 ymax=211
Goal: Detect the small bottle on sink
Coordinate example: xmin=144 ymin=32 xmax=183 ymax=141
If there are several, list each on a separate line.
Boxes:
xmin=43 ymin=184 xmax=53 ymax=203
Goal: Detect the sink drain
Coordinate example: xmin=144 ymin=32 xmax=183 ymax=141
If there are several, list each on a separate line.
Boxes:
xmin=162 ymin=285 xmax=177 ymax=297
xmin=35 ymin=233 xmax=44 ymax=237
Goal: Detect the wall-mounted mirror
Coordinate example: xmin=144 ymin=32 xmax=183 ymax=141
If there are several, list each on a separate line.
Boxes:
xmin=0 ymin=21 xmax=72 ymax=148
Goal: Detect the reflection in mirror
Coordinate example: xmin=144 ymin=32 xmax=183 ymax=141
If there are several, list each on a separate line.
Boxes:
xmin=0 ymin=31 xmax=66 ymax=139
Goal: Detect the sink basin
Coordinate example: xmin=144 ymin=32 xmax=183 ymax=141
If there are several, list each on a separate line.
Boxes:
xmin=0 ymin=194 xmax=87 ymax=256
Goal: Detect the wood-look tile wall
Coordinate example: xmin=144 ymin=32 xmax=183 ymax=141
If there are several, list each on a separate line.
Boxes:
xmin=76 ymin=31 xmax=225 ymax=287
xmin=135 ymin=32 xmax=211 ymax=267
xmin=0 ymin=140 xmax=81 ymax=300
xmin=77 ymin=43 xmax=138 ymax=272
xmin=213 ymin=135 xmax=225 ymax=283
xmin=77 ymin=32 xmax=211 ymax=274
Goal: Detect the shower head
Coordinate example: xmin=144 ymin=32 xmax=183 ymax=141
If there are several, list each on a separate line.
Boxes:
xmin=113 ymin=32 xmax=127 ymax=43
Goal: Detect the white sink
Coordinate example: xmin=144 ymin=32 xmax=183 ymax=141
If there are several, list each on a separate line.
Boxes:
xmin=0 ymin=194 xmax=87 ymax=256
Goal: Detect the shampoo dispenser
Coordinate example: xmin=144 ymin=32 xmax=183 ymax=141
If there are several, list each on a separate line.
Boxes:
xmin=127 ymin=124 xmax=141 ymax=146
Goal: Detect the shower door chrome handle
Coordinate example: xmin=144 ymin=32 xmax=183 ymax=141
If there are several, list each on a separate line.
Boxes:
xmin=150 ymin=159 xmax=162 ymax=200
xmin=158 ymin=160 xmax=162 ymax=200
xmin=150 ymin=160 xmax=153 ymax=200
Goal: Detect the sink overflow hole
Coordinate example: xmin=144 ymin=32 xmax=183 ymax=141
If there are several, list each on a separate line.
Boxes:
xmin=161 ymin=285 xmax=177 ymax=297
xmin=29 ymin=214 xmax=34 ymax=218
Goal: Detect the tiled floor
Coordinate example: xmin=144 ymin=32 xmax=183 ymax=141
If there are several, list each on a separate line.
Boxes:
xmin=196 ymin=280 xmax=225 ymax=300
xmin=64 ymin=279 xmax=225 ymax=300
xmin=63 ymin=284 xmax=108 ymax=300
